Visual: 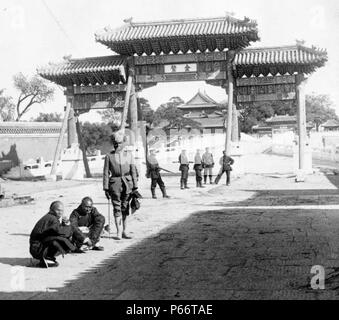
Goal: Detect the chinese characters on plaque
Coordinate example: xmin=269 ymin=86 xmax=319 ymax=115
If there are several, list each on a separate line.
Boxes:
xmin=164 ymin=63 xmax=197 ymax=73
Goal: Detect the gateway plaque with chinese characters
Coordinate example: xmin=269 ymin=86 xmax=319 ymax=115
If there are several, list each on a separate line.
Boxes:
xmin=236 ymin=75 xmax=296 ymax=103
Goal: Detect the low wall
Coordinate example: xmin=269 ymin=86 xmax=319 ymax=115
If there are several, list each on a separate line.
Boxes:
xmin=0 ymin=122 xmax=67 ymax=173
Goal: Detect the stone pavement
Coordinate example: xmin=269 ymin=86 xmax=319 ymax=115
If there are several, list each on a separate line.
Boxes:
xmin=1 ymin=154 xmax=339 ymax=299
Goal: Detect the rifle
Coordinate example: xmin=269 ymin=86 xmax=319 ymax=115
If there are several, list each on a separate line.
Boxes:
xmin=142 ymin=162 xmax=176 ymax=174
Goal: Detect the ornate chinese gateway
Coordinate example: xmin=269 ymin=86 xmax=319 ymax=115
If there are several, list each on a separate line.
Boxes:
xmin=37 ymin=15 xmax=327 ymax=179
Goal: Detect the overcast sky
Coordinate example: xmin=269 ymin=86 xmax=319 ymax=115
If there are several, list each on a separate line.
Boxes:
xmin=0 ymin=0 xmax=338 ymax=122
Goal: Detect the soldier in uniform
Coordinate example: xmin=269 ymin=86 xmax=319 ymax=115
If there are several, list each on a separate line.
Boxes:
xmin=193 ymin=149 xmax=204 ymax=188
xmin=179 ymin=149 xmax=189 ymax=189
xmin=103 ymin=131 xmax=139 ymax=240
xmin=202 ymin=147 xmax=214 ymax=184
xmin=146 ymin=149 xmax=170 ymax=199
xmin=214 ymin=150 xmax=235 ymax=186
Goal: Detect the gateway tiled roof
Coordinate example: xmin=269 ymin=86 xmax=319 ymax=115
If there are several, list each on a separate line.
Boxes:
xmin=38 ymin=46 xmax=327 ymax=87
xmin=95 ymin=16 xmax=259 ymax=55
xmin=37 ymin=56 xmax=126 ymax=86
xmin=234 ymin=44 xmax=327 ymax=77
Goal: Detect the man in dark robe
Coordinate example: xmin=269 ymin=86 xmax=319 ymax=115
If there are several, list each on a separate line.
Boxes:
xmin=29 ymin=201 xmax=89 ymax=268
xmin=69 ymin=197 xmax=105 ymax=251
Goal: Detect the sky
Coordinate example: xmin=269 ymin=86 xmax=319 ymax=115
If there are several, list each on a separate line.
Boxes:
xmin=0 ymin=0 xmax=339 ymax=122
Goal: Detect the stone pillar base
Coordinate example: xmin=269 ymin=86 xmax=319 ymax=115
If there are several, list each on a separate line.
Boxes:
xmin=293 ymin=143 xmax=313 ymax=179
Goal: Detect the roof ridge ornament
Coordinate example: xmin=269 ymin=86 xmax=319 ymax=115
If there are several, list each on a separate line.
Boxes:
xmin=295 ymin=40 xmax=328 ymax=57
xmin=63 ymin=54 xmax=72 ymax=62
xmin=295 ymin=39 xmax=305 ymax=46
xmin=123 ymin=17 xmax=134 ymax=26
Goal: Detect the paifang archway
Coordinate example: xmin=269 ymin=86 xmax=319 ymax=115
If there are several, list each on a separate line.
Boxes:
xmin=38 ymin=15 xmax=327 ymax=179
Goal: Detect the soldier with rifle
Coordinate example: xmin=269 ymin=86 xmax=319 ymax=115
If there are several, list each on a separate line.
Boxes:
xmin=146 ymin=149 xmax=170 ymax=199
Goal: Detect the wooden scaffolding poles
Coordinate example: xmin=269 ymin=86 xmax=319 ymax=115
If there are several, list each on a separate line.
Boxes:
xmin=50 ymin=100 xmax=72 ymax=177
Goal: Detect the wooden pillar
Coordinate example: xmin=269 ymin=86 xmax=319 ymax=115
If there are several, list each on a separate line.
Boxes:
xmin=231 ymin=103 xmax=239 ymax=142
xmin=67 ymin=106 xmax=77 ymax=147
xmin=120 ymin=72 xmax=133 ymax=133
xmin=50 ymin=98 xmax=72 ymax=176
xmin=75 ymin=117 xmax=92 ymax=178
xmin=225 ymin=54 xmax=234 ymax=154
xmin=296 ymin=74 xmax=307 ymax=175
xmin=129 ymin=80 xmax=138 ymax=145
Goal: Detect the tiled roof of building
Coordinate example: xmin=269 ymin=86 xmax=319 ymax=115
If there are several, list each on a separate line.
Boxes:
xmin=252 ymin=124 xmax=272 ymax=132
xmin=179 ymin=91 xmax=220 ymax=109
xmin=266 ymin=114 xmax=296 ymax=123
xmin=234 ymin=44 xmax=327 ymax=77
xmin=95 ymin=16 xmax=259 ymax=55
xmin=37 ymin=56 xmax=126 ymax=86
xmin=322 ymin=119 xmax=339 ymax=127
xmin=0 ymin=122 xmax=62 ymax=135
xmin=184 ymin=116 xmax=224 ymax=128
xmin=264 ymin=115 xmax=314 ymax=129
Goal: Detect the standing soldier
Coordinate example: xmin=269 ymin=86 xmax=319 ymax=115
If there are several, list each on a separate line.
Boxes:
xmin=146 ymin=149 xmax=170 ymax=199
xmin=193 ymin=149 xmax=204 ymax=188
xmin=178 ymin=149 xmax=189 ymax=189
xmin=103 ymin=131 xmax=139 ymax=240
xmin=214 ymin=150 xmax=235 ymax=186
xmin=202 ymin=147 xmax=214 ymax=184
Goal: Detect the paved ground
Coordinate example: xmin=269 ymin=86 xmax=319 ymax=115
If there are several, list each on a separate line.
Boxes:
xmin=2 ymin=154 xmax=339 ymax=299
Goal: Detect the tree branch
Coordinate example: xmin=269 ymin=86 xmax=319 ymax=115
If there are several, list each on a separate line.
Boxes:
xmin=16 ymin=94 xmax=38 ymax=121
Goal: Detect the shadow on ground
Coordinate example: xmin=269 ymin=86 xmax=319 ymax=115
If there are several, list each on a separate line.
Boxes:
xmin=2 ymin=173 xmax=339 ymax=299
xmin=0 ymin=258 xmax=32 ymax=267
xmin=1 ymin=207 xmax=339 ymax=299
xmin=208 ymin=174 xmax=339 ymax=208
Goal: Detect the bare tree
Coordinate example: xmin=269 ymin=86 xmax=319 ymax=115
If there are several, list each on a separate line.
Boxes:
xmin=13 ymin=73 xmax=54 ymax=121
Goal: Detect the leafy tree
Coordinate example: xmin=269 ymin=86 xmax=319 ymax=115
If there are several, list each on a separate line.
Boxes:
xmin=13 ymin=73 xmax=54 ymax=121
xmin=153 ymin=97 xmax=201 ymax=130
xmin=98 ymin=106 xmax=123 ymax=124
xmin=99 ymin=97 xmax=154 ymax=125
xmin=138 ymin=97 xmax=154 ymax=124
xmin=238 ymin=103 xmax=275 ymax=133
xmin=305 ymin=94 xmax=338 ymax=131
xmin=80 ymin=122 xmax=112 ymax=154
xmin=32 ymin=112 xmax=62 ymax=122
xmin=0 ymin=89 xmax=15 ymax=121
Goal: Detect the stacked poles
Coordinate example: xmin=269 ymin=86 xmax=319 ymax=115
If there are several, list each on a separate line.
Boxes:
xmin=50 ymin=99 xmax=72 ymax=177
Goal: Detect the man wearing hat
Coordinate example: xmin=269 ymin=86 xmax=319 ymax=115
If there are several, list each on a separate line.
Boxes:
xmin=103 ymin=131 xmax=139 ymax=240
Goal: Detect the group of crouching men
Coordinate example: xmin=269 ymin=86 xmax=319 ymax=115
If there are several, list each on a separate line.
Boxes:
xmin=29 ymin=131 xmax=141 ymax=268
